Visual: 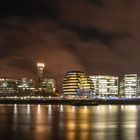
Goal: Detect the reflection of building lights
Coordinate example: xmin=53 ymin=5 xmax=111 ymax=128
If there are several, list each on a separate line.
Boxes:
xmin=37 ymin=105 xmax=41 ymax=114
xmin=127 ymin=105 xmax=137 ymax=111
xmin=72 ymin=106 xmax=76 ymax=112
xmin=14 ymin=104 xmax=17 ymax=114
xmin=80 ymin=107 xmax=89 ymax=114
xmin=27 ymin=104 xmax=30 ymax=114
xmin=84 ymin=106 xmax=88 ymax=109
xmin=121 ymin=105 xmax=124 ymax=111
xmin=79 ymin=133 xmax=89 ymax=140
xmin=60 ymin=105 xmax=63 ymax=112
xmin=109 ymin=105 xmax=112 ymax=110
xmin=66 ymin=132 xmax=75 ymax=140
xmin=96 ymin=106 xmax=107 ymax=114
xmin=67 ymin=122 xmax=76 ymax=130
xmin=96 ymin=105 xmax=100 ymax=112
xmin=79 ymin=123 xmax=89 ymax=130
xmin=48 ymin=105 xmax=52 ymax=115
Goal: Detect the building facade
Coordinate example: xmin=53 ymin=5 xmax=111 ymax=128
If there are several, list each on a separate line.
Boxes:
xmin=63 ymin=71 xmax=95 ymax=97
xmin=120 ymin=74 xmax=137 ymax=97
xmin=36 ymin=62 xmax=45 ymax=88
xmin=42 ymin=78 xmax=56 ymax=93
xmin=0 ymin=77 xmax=19 ymax=95
xmin=90 ymin=75 xmax=118 ymax=97
xmin=137 ymin=77 xmax=140 ymax=96
xmin=17 ymin=78 xmax=35 ymax=95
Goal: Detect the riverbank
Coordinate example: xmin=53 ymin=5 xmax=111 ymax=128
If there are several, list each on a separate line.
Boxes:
xmin=98 ymin=98 xmax=140 ymax=105
xmin=0 ymin=98 xmax=140 ymax=105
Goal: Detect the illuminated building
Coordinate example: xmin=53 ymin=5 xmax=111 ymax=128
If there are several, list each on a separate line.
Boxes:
xmin=0 ymin=77 xmax=19 ymax=95
xmin=90 ymin=75 xmax=118 ymax=97
xmin=62 ymin=71 xmax=95 ymax=97
xmin=120 ymin=74 xmax=137 ymax=97
xmin=17 ymin=78 xmax=35 ymax=95
xmin=137 ymin=77 xmax=140 ymax=96
xmin=35 ymin=62 xmax=56 ymax=95
xmin=36 ymin=62 xmax=45 ymax=88
xmin=42 ymin=78 xmax=56 ymax=93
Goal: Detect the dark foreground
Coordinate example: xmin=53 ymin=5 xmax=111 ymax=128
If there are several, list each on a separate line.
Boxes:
xmin=0 ymin=98 xmax=140 ymax=105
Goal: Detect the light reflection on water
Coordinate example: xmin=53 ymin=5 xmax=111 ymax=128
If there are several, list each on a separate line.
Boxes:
xmin=0 ymin=105 xmax=139 ymax=140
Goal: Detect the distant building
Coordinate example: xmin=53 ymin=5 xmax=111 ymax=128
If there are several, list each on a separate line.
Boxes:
xmin=36 ymin=62 xmax=45 ymax=88
xmin=35 ymin=62 xmax=56 ymax=95
xmin=42 ymin=78 xmax=56 ymax=93
xmin=90 ymin=75 xmax=118 ymax=97
xmin=137 ymin=77 xmax=140 ymax=96
xmin=0 ymin=77 xmax=19 ymax=95
xmin=0 ymin=62 xmax=58 ymax=97
xmin=120 ymin=74 xmax=137 ymax=97
xmin=62 ymin=71 xmax=95 ymax=97
xmin=17 ymin=78 xmax=35 ymax=95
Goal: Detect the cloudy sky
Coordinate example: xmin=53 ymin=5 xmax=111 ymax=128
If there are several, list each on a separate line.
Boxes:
xmin=0 ymin=0 xmax=140 ymax=89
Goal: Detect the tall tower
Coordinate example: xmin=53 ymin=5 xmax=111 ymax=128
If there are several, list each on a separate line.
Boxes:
xmin=36 ymin=62 xmax=45 ymax=88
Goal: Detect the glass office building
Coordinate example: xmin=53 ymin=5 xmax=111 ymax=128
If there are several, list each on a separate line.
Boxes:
xmin=90 ymin=75 xmax=118 ymax=97
xmin=120 ymin=74 xmax=137 ymax=97
xmin=63 ymin=71 xmax=95 ymax=97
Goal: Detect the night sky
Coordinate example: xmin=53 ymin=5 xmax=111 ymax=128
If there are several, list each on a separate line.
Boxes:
xmin=0 ymin=0 xmax=140 ymax=89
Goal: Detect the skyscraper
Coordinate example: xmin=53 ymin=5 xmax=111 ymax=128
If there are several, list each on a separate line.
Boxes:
xmin=36 ymin=62 xmax=45 ymax=88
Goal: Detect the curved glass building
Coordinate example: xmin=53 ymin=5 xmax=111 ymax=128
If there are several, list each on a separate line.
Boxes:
xmin=62 ymin=71 xmax=95 ymax=96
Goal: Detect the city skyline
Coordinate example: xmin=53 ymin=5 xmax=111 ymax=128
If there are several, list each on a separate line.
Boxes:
xmin=0 ymin=0 xmax=140 ymax=90
xmin=0 ymin=67 xmax=139 ymax=97
xmin=0 ymin=2 xmax=140 ymax=140
xmin=0 ymin=61 xmax=138 ymax=90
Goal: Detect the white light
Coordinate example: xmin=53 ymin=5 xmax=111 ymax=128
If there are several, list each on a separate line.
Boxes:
xmin=37 ymin=63 xmax=45 ymax=68
xmin=27 ymin=104 xmax=31 ymax=114
xmin=60 ymin=105 xmax=64 ymax=112
xmin=14 ymin=104 xmax=17 ymax=114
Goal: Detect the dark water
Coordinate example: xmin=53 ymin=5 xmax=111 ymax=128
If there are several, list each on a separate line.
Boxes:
xmin=0 ymin=104 xmax=139 ymax=140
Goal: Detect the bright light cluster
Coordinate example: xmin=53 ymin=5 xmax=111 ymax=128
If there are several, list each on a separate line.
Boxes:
xmin=37 ymin=63 xmax=45 ymax=68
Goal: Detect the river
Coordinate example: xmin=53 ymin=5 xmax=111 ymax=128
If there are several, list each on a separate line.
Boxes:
xmin=0 ymin=104 xmax=139 ymax=140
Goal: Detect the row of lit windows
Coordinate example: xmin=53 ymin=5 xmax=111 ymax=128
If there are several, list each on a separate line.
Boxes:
xmin=63 ymin=89 xmax=77 ymax=92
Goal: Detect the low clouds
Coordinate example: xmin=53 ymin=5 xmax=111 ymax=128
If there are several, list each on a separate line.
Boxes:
xmin=0 ymin=0 xmax=140 ymax=89
xmin=60 ymin=24 xmax=126 ymax=45
xmin=0 ymin=18 xmax=85 ymax=88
